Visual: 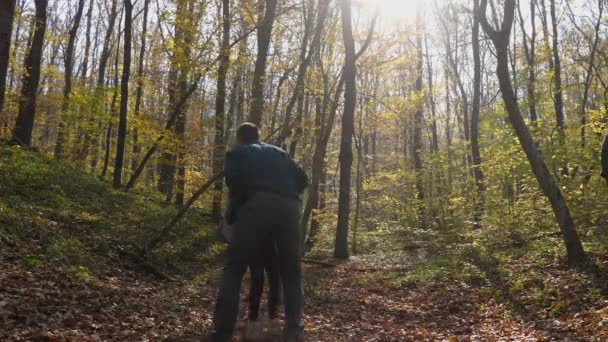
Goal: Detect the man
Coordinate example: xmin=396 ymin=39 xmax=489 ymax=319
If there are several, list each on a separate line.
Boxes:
xmin=213 ymin=122 xmax=308 ymax=342
xmin=601 ymin=132 xmax=608 ymax=185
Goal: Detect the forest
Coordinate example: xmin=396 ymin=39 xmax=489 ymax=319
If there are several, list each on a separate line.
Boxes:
xmin=1 ymin=0 xmax=608 ymax=340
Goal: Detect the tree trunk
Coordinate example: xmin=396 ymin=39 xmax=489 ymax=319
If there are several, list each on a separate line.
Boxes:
xmin=131 ymin=0 xmax=150 ymax=172
xmin=211 ymin=0 xmax=231 ymax=220
xmin=7 ymin=0 xmax=23 ymax=104
xmin=413 ymin=9 xmax=425 ymax=229
xmin=88 ymin=0 xmax=118 ymax=169
xmin=549 ymin=0 xmax=564 ymax=135
xmin=517 ymin=0 xmax=537 ymax=123
xmin=578 ymin=0 xmax=603 ymax=148
xmin=12 ymin=0 xmax=47 ymax=146
xmin=158 ymin=0 xmax=195 ymax=202
xmin=54 ymin=0 xmax=85 ymax=159
xmin=113 ymin=0 xmax=133 ymax=188
xmin=0 ymin=0 xmax=16 ymax=114
xmin=479 ymin=0 xmax=588 ymax=267
xmin=471 ymin=0 xmax=485 ymax=228
xmin=248 ymin=0 xmax=278 ymax=127
xmin=334 ymin=0 xmax=357 ymax=260
xmin=102 ymin=28 xmax=123 ymax=180
xmin=71 ymin=0 xmax=94 ymax=162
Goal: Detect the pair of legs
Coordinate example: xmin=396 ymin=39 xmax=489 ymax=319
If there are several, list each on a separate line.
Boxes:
xmin=213 ymin=192 xmax=303 ymax=342
xmin=247 ymin=238 xmax=281 ymax=321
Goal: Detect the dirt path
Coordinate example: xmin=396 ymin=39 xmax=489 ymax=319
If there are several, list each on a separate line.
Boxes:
xmin=303 ymin=259 xmax=544 ymax=341
xmin=1 ymin=254 xmax=603 ymax=341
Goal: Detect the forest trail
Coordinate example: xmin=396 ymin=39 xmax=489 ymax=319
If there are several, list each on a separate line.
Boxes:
xmin=2 ymin=246 xmax=602 ymax=341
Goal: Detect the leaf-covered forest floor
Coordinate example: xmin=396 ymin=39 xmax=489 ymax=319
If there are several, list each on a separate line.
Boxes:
xmin=2 ymin=247 xmax=608 ymax=341
xmin=1 ymin=144 xmax=608 ymax=341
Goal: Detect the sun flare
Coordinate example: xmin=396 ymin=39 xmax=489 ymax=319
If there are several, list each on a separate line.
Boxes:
xmin=362 ymin=0 xmax=422 ymax=20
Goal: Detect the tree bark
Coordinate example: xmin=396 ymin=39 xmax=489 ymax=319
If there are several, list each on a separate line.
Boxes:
xmin=12 ymin=0 xmax=47 ymax=146
xmin=471 ymin=0 xmax=485 ymax=228
xmin=334 ymin=0 xmax=357 ymax=260
xmin=248 ymin=0 xmax=278 ymax=127
xmin=102 ymin=18 xmax=123 ymax=180
xmin=517 ymin=0 xmax=537 ymax=123
xmin=549 ymin=0 xmax=564 ymax=134
xmin=131 ymin=0 xmax=150 ymax=172
xmin=413 ymin=9 xmax=425 ymax=228
xmin=113 ymin=0 xmax=133 ymax=188
xmin=211 ymin=0 xmax=231 ymax=220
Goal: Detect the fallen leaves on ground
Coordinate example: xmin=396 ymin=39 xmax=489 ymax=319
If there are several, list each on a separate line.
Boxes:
xmin=1 ymin=251 xmax=607 ymax=341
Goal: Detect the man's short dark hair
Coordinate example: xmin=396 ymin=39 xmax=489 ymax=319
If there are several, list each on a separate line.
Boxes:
xmin=236 ymin=122 xmax=260 ymax=143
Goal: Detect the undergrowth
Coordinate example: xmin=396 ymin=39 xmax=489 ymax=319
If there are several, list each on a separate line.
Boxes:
xmin=0 ymin=143 xmax=222 ymax=279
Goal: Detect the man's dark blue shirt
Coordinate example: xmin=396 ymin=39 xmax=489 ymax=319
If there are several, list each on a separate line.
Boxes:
xmin=224 ymin=141 xmax=308 ymax=224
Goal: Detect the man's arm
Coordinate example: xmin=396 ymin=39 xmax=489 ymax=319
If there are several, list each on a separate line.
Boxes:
xmin=224 ymin=150 xmax=238 ymax=187
xmin=292 ymin=159 xmax=309 ymax=195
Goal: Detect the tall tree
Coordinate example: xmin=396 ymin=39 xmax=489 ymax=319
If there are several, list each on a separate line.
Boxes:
xmin=549 ymin=0 xmax=564 ymax=136
xmin=0 ymin=0 xmax=17 ymax=114
xmin=413 ymin=8 xmax=425 ymax=228
xmin=517 ymin=0 xmax=537 ymax=123
xmin=158 ymin=0 xmax=197 ymax=205
xmin=113 ymin=0 xmax=133 ymax=188
xmin=131 ymin=0 xmax=151 ymax=171
xmin=211 ymin=0 xmax=231 ymax=219
xmin=478 ymin=0 xmax=588 ymax=266
xmin=471 ymin=0 xmax=485 ymax=228
xmin=248 ymin=0 xmax=278 ymax=127
xmin=80 ymin=0 xmax=94 ymax=82
xmin=54 ymin=0 xmax=86 ymax=159
xmin=334 ymin=0 xmax=357 ymax=259
xmin=88 ymin=0 xmax=118 ymax=169
xmin=12 ymin=0 xmax=47 ymax=146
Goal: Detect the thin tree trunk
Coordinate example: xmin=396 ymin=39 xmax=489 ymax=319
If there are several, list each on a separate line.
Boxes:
xmin=113 ymin=0 xmax=133 ymax=188
xmin=578 ymin=0 xmax=603 ymax=148
xmin=72 ymin=0 xmax=94 ymax=161
xmin=248 ymin=0 xmax=278 ymax=127
xmin=12 ymin=0 xmax=47 ymax=146
xmin=334 ymin=0 xmax=357 ymax=260
xmin=90 ymin=0 xmax=118 ymax=171
xmin=211 ymin=0 xmax=231 ymax=220
xmin=102 ymin=29 xmax=122 ymax=179
xmin=550 ymin=0 xmax=564 ymax=135
xmin=518 ymin=0 xmax=537 ymax=123
xmin=413 ymin=9 xmax=425 ymax=229
xmin=54 ymin=0 xmax=85 ymax=159
xmin=0 ymin=0 xmax=16 ymax=114
xmin=471 ymin=0 xmax=485 ymax=228
xmin=132 ymin=0 xmax=150 ymax=172
xmin=7 ymin=0 xmax=24 ymax=99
